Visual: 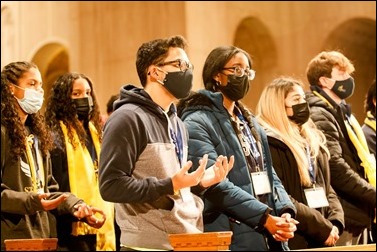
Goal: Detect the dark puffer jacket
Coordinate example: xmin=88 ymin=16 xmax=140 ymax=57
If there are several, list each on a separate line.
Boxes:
xmin=306 ymin=88 xmax=376 ymax=236
xmin=177 ymin=90 xmax=296 ymax=251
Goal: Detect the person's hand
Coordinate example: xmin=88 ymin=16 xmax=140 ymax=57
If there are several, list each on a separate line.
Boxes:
xmin=199 ymin=155 xmax=234 ymax=188
xmin=171 ymin=154 xmax=208 ymax=191
xmin=73 ymin=203 xmax=106 ymax=229
xmin=39 ymin=193 xmax=69 ymax=211
xmin=324 ymin=225 xmax=339 ymax=246
xmin=264 ymin=214 xmax=298 ymax=242
xmin=73 ymin=203 xmax=93 ymax=220
xmin=84 ymin=206 xmax=106 ymax=229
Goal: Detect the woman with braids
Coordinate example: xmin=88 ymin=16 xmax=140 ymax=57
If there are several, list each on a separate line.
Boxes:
xmin=44 ymin=72 xmax=115 ymax=251
xmin=1 ymin=61 xmax=103 ymax=251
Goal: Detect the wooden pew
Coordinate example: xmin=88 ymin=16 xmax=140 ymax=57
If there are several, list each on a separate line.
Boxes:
xmin=168 ymin=231 xmax=232 ymax=251
xmin=4 ymin=238 xmax=58 ymax=251
xmin=294 ymin=243 xmax=376 ymax=251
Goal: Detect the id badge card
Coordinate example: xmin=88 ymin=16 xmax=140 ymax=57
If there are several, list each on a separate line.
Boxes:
xmin=251 ymin=171 xmax=272 ymax=195
xmin=179 ymin=187 xmax=194 ymax=202
xmin=304 ymin=186 xmax=329 ymax=208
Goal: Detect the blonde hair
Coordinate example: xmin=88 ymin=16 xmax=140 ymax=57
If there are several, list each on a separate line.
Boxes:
xmin=256 ymin=77 xmax=329 ymax=186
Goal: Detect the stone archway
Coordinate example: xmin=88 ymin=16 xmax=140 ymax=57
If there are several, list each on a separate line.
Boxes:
xmin=322 ymin=18 xmax=376 ymax=123
xmin=1 ymin=4 xmax=15 ymax=69
xmin=233 ymin=16 xmax=278 ymax=111
xmin=31 ymin=43 xmax=69 ymax=113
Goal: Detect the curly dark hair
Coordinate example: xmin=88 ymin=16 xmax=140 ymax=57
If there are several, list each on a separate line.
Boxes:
xmin=136 ymin=35 xmax=187 ymax=86
xmin=44 ymin=72 xmax=102 ymax=151
xmin=106 ymin=94 xmax=119 ymax=115
xmin=1 ymin=61 xmax=53 ymax=158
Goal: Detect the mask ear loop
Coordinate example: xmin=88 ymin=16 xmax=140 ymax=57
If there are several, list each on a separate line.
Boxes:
xmin=147 ymin=66 xmax=165 ymax=85
xmin=155 ymin=67 xmax=168 ymax=85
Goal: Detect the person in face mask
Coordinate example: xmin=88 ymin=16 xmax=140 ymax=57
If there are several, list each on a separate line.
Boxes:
xmin=176 ymin=46 xmax=298 ymax=251
xmin=305 ymin=51 xmax=376 ymax=246
xmin=44 ymin=73 xmax=116 ymax=251
xmin=1 ymin=62 xmax=104 ymax=251
xmin=98 ymin=35 xmax=233 ymax=251
xmin=256 ymin=77 xmax=344 ymax=249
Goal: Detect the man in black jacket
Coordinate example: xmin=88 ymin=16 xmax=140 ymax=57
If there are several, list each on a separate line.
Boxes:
xmin=305 ymin=50 xmax=376 ymax=246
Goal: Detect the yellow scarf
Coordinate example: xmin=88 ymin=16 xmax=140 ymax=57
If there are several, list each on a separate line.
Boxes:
xmin=345 ymin=114 xmax=376 ymax=187
xmin=313 ymin=91 xmax=376 ymax=187
xmin=364 ymin=111 xmax=376 ymax=132
xmin=60 ymin=121 xmax=115 ymax=251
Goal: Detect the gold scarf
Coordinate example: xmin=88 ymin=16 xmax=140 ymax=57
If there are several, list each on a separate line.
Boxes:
xmin=60 ymin=121 xmax=115 ymax=251
xmin=345 ymin=114 xmax=376 ymax=187
xmin=364 ymin=111 xmax=376 ymax=132
xmin=313 ymin=91 xmax=376 ymax=187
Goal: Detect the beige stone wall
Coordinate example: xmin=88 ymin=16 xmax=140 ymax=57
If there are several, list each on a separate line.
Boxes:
xmin=1 ymin=1 xmax=376 ymax=123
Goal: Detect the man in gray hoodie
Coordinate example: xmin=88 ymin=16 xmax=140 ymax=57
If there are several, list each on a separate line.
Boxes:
xmin=98 ymin=35 xmax=234 ymax=251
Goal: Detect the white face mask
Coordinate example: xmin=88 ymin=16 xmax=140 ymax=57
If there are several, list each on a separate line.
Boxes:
xmin=13 ymin=85 xmax=44 ymax=114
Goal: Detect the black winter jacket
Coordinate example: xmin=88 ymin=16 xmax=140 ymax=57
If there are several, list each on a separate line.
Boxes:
xmin=306 ymin=88 xmax=376 ymax=235
xmin=266 ymin=132 xmax=344 ymax=249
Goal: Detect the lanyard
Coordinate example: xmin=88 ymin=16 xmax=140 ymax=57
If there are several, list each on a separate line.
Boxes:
xmin=170 ymin=122 xmax=183 ymax=166
xmin=306 ymin=144 xmax=315 ymax=183
xmin=25 ymin=134 xmax=44 ymax=192
xmin=235 ymin=111 xmax=263 ymax=171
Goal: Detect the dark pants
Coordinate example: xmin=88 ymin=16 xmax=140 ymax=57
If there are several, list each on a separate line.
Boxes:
xmin=57 ymin=234 xmax=96 ymax=251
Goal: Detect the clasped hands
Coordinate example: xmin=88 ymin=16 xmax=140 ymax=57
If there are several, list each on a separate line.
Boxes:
xmin=172 ymin=154 xmax=234 ymax=191
xmin=73 ymin=203 xmax=106 ymax=229
xmin=324 ymin=225 xmax=339 ymax=246
xmin=265 ymin=213 xmax=299 ymax=242
xmin=38 ymin=193 xmax=105 ymax=229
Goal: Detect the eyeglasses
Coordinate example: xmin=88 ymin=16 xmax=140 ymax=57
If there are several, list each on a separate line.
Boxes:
xmin=157 ymin=59 xmax=194 ymax=72
xmin=222 ymin=66 xmax=256 ymax=80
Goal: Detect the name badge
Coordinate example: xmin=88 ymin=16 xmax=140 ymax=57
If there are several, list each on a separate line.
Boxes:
xmin=304 ymin=186 xmax=329 ymax=208
xmin=179 ymin=187 xmax=194 ymax=202
xmin=251 ymin=171 xmax=271 ymax=195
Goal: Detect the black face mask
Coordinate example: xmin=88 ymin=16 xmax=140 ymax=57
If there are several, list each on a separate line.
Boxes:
xmin=331 ymin=77 xmax=355 ymax=100
xmin=72 ymin=97 xmax=93 ymax=121
xmin=161 ymin=69 xmax=193 ymax=99
xmin=288 ymin=101 xmax=310 ymax=126
xmin=219 ymin=75 xmax=250 ymax=101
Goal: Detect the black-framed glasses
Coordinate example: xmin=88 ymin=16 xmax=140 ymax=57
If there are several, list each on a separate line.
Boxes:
xmin=157 ymin=59 xmax=194 ymax=72
xmin=223 ymin=66 xmax=256 ymax=80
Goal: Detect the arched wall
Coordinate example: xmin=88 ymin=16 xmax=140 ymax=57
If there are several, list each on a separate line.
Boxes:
xmin=233 ymin=16 xmax=278 ymax=111
xmin=231 ymin=16 xmax=376 ymax=123
xmin=1 ymin=1 xmax=375 ymax=123
xmin=30 ymin=42 xmax=69 ymax=112
xmin=322 ymin=18 xmax=376 ymax=122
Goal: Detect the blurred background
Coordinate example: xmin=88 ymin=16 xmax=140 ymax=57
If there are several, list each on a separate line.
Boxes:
xmin=1 ymin=1 xmax=375 ymax=123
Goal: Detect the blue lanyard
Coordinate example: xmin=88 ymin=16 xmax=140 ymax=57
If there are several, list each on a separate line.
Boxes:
xmin=170 ymin=123 xmax=183 ymax=166
xmin=306 ymin=144 xmax=315 ymax=183
xmin=235 ymin=111 xmax=263 ymax=171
